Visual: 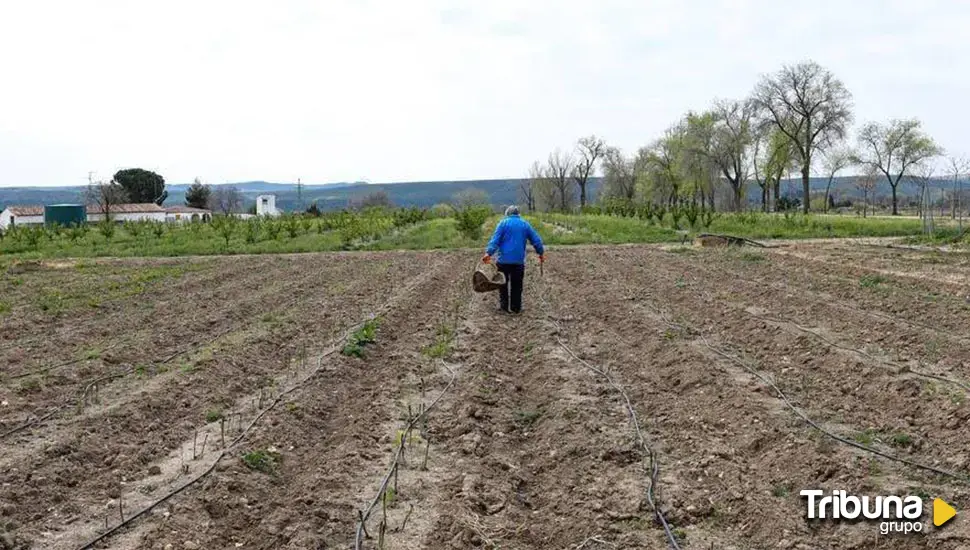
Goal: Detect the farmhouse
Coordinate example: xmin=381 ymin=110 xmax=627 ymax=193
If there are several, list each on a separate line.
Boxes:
xmin=0 ymin=206 xmax=45 ymax=229
xmin=164 ymin=205 xmax=212 ymax=224
xmin=256 ymin=194 xmax=282 ymax=217
xmin=86 ymin=203 xmax=167 ymax=223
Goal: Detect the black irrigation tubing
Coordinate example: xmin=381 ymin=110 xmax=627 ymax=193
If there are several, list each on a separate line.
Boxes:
xmin=353 ymin=360 xmax=459 ymax=550
xmin=667 ymin=249 xmax=970 ymax=344
xmin=536 ymin=275 xmax=682 ymax=550
xmin=637 ymin=300 xmax=968 ymax=481
xmin=671 ymin=266 xmax=970 ymax=395
xmin=75 ymin=263 xmax=436 ymax=550
xmin=3 ymin=267 xmax=352 ymax=440
xmin=76 ymin=329 xmax=358 ymax=550
xmin=744 ymin=310 xmax=970 ymax=394
xmin=0 ymin=367 xmax=132 ymax=440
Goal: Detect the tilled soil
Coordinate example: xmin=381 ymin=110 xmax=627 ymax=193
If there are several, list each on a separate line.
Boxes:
xmin=2 ymin=243 xmax=969 ymax=549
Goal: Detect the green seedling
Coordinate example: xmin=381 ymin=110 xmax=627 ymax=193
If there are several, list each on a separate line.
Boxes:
xmin=205 ymin=408 xmax=225 ymax=423
xmin=859 ymin=274 xmax=888 ymax=288
xmin=242 ymin=449 xmax=281 ymax=474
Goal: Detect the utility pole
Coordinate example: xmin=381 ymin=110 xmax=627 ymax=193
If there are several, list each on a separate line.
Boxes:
xmin=297 ymin=177 xmax=303 ymax=212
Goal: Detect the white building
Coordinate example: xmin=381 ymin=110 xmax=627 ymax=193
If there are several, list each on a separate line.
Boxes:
xmin=164 ymin=205 xmax=212 ymax=224
xmin=256 ymin=194 xmax=281 ymax=217
xmin=86 ymin=203 xmax=168 ymax=223
xmin=0 ymin=206 xmax=45 ymax=229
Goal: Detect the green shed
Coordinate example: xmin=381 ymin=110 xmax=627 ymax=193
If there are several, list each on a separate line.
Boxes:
xmin=44 ymin=204 xmax=87 ymax=227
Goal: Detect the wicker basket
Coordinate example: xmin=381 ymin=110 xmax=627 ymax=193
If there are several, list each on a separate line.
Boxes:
xmin=472 ymin=262 xmax=506 ymax=293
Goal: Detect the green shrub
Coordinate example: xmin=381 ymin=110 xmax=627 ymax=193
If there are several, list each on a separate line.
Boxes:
xmin=98 ymin=221 xmax=116 ymax=241
xmin=454 ymin=206 xmax=491 ymax=241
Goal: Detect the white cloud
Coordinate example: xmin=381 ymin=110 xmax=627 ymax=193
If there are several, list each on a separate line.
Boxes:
xmin=0 ymin=0 xmax=968 ymax=186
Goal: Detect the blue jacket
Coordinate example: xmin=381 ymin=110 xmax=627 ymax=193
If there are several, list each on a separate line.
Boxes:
xmin=485 ymin=214 xmax=544 ymax=265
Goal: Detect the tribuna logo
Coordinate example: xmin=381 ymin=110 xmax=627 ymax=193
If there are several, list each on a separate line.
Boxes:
xmin=801 ymin=490 xmax=924 ymax=535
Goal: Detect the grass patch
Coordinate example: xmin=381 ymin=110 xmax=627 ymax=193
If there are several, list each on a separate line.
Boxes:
xmin=205 ymin=408 xmax=225 ymax=423
xmin=342 ymin=317 xmax=380 ymax=358
xmin=17 ymin=377 xmax=42 ymax=394
xmin=889 ymin=432 xmax=914 ymax=447
xmin=242 ymin=449 xmax=281 ymax=474
xmin=514 ymin=409 xmax=543 ymax=427
xmin=0 ymin=301 xmax=10 ymax=315
xmin=859 ymin=274 xmax=888 ymax=288
xmin=79 ymin=346 xmax=102 ymax=360
xmin=772 ymin=483 xmax=793 ymax=497
xmin=854 ymin=428 xmax=879 ymax=446
xmin=736 ymin=251 xmax=767 ymax=263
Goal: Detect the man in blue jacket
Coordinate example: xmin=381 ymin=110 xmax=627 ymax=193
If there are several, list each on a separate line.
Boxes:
xmin=482 ymin=205 xmax=545 ymax=314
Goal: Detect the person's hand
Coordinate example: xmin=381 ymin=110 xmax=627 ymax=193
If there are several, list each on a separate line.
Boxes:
xmin=538 ymin=254 xmax=545 ymax=263
xmin=481 ymin=254 xmax=491 ymax=264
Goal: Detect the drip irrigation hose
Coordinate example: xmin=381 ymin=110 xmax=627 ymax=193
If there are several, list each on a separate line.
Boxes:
xmin=73 ymin=265 xmax=439 ymax=550
xmin=535 ymin=271 xmax=682 ymax=550
xmin=744 ymin=311 xmax=970 ymax=393
xmin=638 ymin=301 xmax=968 ymax=481
xmin=353 ymin=360 xmax=459 ymax=549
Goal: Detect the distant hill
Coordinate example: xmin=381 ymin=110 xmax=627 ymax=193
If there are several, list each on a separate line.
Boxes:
xmin=0 ymin=179 xmax=603 ymax=213
xmin=1 ymin=175 xmax=964 ymax=213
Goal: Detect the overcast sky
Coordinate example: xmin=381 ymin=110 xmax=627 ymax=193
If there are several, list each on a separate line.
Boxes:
xmin=1 ymin=0 xmax=967 ymax=187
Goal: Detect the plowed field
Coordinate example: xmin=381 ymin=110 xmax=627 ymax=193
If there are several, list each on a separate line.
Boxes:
xmin=2 ymin=242 xmax=969 ymax=549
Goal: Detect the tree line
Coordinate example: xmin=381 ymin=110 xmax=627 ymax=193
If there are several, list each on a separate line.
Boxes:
xmin=522 ymin=60 xmax=958 ymax=216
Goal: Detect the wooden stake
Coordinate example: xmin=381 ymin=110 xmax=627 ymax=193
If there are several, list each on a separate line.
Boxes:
xmin=398 ymin=504 xmax=414 ymax=533
xmin=422 ymin=439 xmax=431 ymax=471
xmin=358 ymin=510 xmax=370 ymax=539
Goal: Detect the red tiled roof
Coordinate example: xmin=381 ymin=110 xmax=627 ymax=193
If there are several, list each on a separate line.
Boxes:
xmin=5 ymin=206 xmax=44 ymax=216
xmin=164 ymin=205 xmax=211 ymax=214
xmin=85 ymin=203 xmax=165 ymax=214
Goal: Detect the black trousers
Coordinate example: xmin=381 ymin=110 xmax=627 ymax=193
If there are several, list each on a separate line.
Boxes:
xmin=497 ymin=263 xmax=525 ymax=313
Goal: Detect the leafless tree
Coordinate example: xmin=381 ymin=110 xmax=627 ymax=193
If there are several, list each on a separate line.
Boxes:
xmin=547 ymin=148 xmax=575 ymax=212
xmin=911 ymin=163 xmax=937 ymax=232
xmin=821 ymin=147 xmax=854 ymax=212
xmin=947 ymin=156 xmax=970 ymax=225
xmin=571 ymin=135 xmax=605 ymax=208
xmin=520 ymin=161 xmax=544 ymax=212
xmin=86 ymin=181 xmax=129 ymax=222
xmin=210 ymin=185 xmax=244 ymax=215
xmin=452 ymin=188 xmax=490 ymax=209
xmin=753 ymin=60 xmax=854 ymax=213
xmin=852 ymin=118 xmax=943 ymax=215
xmin=854 ymin=169 xmax=879 ymax=218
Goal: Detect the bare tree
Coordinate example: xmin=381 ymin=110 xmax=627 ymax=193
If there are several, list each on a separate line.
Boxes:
xmin=911 ymin=163 xmax=937 ymax=232
xmin=852 ymin=118 xmax=943 ymax=215
xmin=210 ymin=185 xmax=244 ymax=215
xmin=452 ymin=188 xmax=490 ymax=210
xmin=572 ymin=135 xmax=605 ymax=208
xmin=821 ymin=147 xmax=853 ymax=212
xmin=753 ymin=60 xmax=854 ymax=213
xmin=86 ymin=181 xmax=129 ymax=222
xmin=547 ymin=148 xmax=575 ymax=211
xmin=520 ymin=161 xmax=543 ymax=212
xmin=947 ymin=156 xmax=970 ymax=227
xmin=854 ymin=169 xmax=879 ymax=218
